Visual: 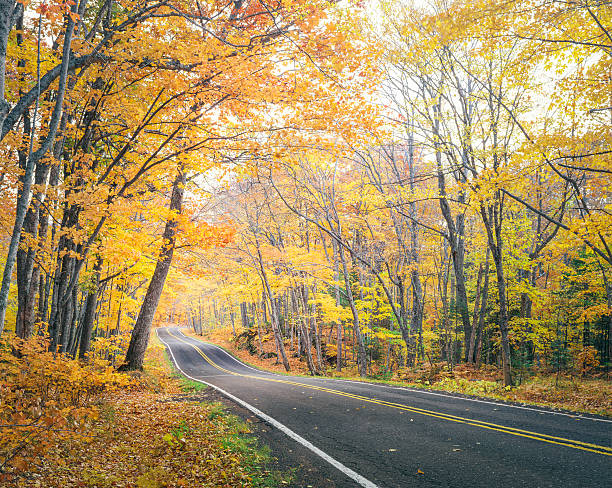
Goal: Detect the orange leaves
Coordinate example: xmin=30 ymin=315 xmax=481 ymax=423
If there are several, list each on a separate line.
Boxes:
xmin=1 ymin=333 xmax=285 ymax=487
xmin=35 ymin=0 xmax=79 ymax=23
xmin=0 ymin=336 xmax=131 ymax=477
xmin=178 ymin=219 xmax=235 ymax=251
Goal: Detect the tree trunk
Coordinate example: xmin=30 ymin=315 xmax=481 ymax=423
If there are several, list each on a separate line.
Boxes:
xmin=15 ymin=109 xmax=61 ymax=337
xmin=432 ymin=102 xmax=471 ymax=362
xmin=600 ymin=267 xmax=612 ymax=368
xmin=79 ymin=257 xmax=102 ymax=359
xmin=252 ymin=302 xmax=264 ymax=355
xmin=120 ymin=169 xmax=185 ymax=370
xmin=0 ymin=1 xmax=79 ymax=333
xmin=332 ymin=240 xmax=342 ymax=371
xmin=0 ymin=0 xmax=17 ymax=128
xmin=468 ymin=261 xmax=484 ymax=363
xmin=240 ymin=301 xmax=248 ymax=329
xmin=480 ymin=203 xmax=512 ymax=385
xmin=311 ymin=288 xmax=323 ymax=371
xmin=295 ymin=287 xmax=316 ymax=375
xmin=254 ymin=242 xmax=290 ymax=371
xmin=37 ymin=163 xmax=60 ymax=325
xmin=338 ymin=242 xmax=367 ymax=377
xmin=474 ymin=253 xmax=490 ymax=367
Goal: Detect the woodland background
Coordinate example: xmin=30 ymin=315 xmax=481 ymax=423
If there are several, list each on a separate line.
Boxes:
xmin=0 ymin=0 xmax=611 ymax=481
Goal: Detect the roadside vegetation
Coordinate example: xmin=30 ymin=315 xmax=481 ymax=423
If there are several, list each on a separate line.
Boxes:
xmin=0 ymin=333 xmax=291 ymax=487
xmin=188 ymin=327 xmax=612 ymax=417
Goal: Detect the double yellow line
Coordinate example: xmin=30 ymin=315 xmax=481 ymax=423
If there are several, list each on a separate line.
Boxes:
xmin=167 ymin=330 xmax=612 ymax=456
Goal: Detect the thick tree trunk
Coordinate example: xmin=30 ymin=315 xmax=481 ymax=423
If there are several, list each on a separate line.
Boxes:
xmin=120 ymin=169 xmax=185 ymax=370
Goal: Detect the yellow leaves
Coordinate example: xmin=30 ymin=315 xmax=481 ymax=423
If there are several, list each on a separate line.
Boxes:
xmin=0 ymin=335 xmax=132 ymax=475
xmin=2 ymin=330 xmax=281 ymax=486
xmin=372 ymin=328 xmax=396 ymax=341
xmin=315 ymin=291 xmax=352 ymax=323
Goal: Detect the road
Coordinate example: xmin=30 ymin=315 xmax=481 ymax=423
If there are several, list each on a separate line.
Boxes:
xmin=157 ymin=327 xmax=612 ymax=487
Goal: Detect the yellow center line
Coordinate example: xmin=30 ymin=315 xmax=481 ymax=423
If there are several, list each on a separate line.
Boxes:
xmin=167 ymin=330 xmax=612 ymax=456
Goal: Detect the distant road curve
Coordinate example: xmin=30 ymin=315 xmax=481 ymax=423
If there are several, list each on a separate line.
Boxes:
xmin=158 ymin=327 xmax=612 ymax=488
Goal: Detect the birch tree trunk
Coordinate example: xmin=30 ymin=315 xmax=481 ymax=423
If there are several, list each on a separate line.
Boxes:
xmin=0 ymin=1 xmax=80 ymax=333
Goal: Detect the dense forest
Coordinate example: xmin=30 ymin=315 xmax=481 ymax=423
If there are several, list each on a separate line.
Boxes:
xmin=0 ymin=0 xmax=610 ymax=481
xmin=0 ymin=0 xmax=610 ymax=381
xmin=180 ymin=1 xmax=612 ymax=388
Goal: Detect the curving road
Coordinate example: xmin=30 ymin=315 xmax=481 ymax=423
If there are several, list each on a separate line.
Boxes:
xmin=157 ymin=327 xmax=612 ymax=487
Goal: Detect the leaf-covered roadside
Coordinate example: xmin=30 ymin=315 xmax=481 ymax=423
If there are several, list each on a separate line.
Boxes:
xmin=1 ymin=335 xmax=291 ymax=487
xmin=0 ymin=336 xmax=130 ymax=476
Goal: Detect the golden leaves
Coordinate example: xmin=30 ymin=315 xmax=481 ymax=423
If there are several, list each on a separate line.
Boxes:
xmin=0 ymin=335 xmax=131 ymax=477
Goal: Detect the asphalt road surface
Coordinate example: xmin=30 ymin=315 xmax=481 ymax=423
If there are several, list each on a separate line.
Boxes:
xmin=157 ymin=327 xmax=612 ymax=487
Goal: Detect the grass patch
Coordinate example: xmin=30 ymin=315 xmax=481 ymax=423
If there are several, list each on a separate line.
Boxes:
xmin=207 ymin=402 xmax=293 ymax=488
xmin=156 ymin=331 xmax=293 ymax=487
xmin=167 ymin=365 xmax=208 ymax=393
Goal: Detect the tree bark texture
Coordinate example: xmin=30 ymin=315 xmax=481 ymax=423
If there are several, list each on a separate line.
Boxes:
xmin=121 ymin=169 xmax=185 ymax=370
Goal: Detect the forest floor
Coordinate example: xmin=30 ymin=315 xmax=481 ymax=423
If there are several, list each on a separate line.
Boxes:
xmin=186 ymin=326 xmax=612 ymax=418
xmin=1 ymin=334 xmax=293 ymax=488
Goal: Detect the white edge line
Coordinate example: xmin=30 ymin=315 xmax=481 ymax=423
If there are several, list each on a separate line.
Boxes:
xmin=157 ymin=329 xmax=380 ymax=488
xmin=172 ymin=327 xmax=612 ymax=424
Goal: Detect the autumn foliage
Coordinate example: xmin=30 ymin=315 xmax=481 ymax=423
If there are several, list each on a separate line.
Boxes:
xmin=0 ymin=0 xmax=610 ymax=482
xmin=1 ymin=334 xmax=289 ymax=486
xmin=173 ymin=0 xmax=611 ymax=392
xmin=0 ymin=335 xmax=129 ymax=476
